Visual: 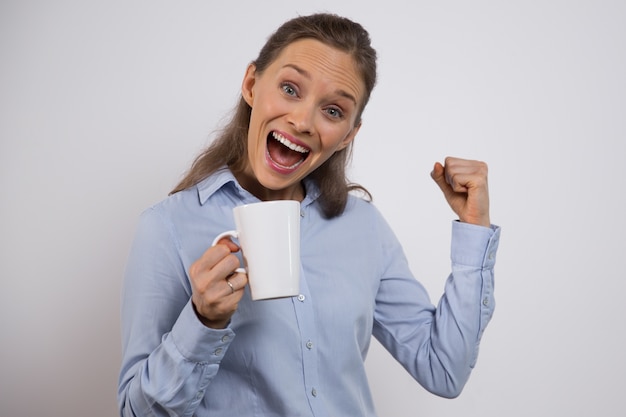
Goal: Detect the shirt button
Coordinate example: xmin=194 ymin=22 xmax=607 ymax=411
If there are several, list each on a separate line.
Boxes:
xmin=297 ymin=294 xmax=306 ymax=302
xmin=311 ymin=388 xmax=317 ymax=397
xmin=213 ymin=348 xmax=223 ymax=355
xmin=306 ymin=340 xmax=313 ymax=350
xmin=300 ymin=210 xmax=305 ymax=218
xmin=221 ymin=335 xmax=230 ymax=343
xmin=488 ymin=252 xmax=495 ymax=260
xmin=482 ymin=297 xmax=490 ymax=306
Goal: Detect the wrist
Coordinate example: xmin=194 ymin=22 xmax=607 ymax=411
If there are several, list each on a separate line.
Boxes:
xmin=192 ymin=301 xmax=229 ymax=329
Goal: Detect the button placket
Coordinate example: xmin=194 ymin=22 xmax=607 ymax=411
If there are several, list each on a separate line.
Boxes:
xmin=290 ymin=265 xmax=322 ymax=411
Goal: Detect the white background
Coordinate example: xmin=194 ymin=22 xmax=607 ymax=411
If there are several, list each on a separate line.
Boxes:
xmin=1 ymin=1 xmax=625 ymax=416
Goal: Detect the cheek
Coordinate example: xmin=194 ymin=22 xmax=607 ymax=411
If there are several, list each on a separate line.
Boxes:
xmin=322 ymin=127 xmax=353 ymax=153
xmin=255 ymin=87 xmax=285 ymax=113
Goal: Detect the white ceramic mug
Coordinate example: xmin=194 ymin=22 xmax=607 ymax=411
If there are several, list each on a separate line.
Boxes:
xmin=211 ymin=200 xmax=301 ymax=300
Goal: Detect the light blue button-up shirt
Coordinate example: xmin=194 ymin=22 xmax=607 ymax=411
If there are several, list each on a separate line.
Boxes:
xmin=118 ymin=168 xmax=500 ymax=417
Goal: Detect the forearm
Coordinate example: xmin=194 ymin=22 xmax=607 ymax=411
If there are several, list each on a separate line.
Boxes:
xmin=426 ymin=221 xmax=500 ymax=394
xmin=373 ymin=221 xmax=500 ymax=398
xmin=119 ymin=301 xmax=235 ymax=417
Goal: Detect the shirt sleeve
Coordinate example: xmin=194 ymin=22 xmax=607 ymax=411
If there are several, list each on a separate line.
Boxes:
xmin=372 ymin=218 xmax=500 ymax=398
xmin=118 ymin=207 xmax=236 ymax=417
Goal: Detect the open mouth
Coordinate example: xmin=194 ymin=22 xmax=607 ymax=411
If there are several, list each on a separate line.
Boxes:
xmin=266 ymin=131 xmax=310 ymax=171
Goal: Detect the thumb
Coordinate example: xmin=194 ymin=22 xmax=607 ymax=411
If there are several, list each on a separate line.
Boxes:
xmin=430 ymin=162 xmax=450 ymax=193
xmin=431 ymin=161 xmax=460 ymax=206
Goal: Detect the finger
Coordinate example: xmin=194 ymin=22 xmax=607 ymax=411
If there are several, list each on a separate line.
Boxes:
xmin=214 ymin=254 xmax=243 ymax=280
xmin=196 ymin=244 xmax=231 ymax=269
xmin=189 ymin=244 xmax=231 ymax=279
xmin=225 ymin=270 xmax=249 ymax=294
xmin=189 ymin=248 xmax=241 ymax=291
xmin=431 ymin=162 xmax=456 ymax=198
xmin=447 ymin=173 xmax=470 ymax=193
xmin=430 ymin=161 xmax=446 ymax=187
xmin=195 ymin=236 xmax=242 ymax=273
xmin=225 ymin=278 xmax=236 ymax=295
xmin=449 ymin=172 xmax=488 ymax=193
xmin=443 ymin=158 xmax=488 ymax=191
xmin=447 ymin=167 xmax=488 ymax=193
xmin=215 ymin=237 xmax=241 ymax=252
xmin=444 ymin=157 xmax=488 ymax=177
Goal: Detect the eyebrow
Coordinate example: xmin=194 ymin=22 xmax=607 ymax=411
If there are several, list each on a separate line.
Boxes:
xmin=283 ymin=64 xmax=357 ymax=105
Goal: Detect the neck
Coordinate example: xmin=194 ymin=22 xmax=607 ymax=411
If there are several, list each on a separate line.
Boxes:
xmin=234 ymin=171 xmax=305 ymax=202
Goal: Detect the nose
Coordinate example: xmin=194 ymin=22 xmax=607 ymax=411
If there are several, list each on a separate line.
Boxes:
xmin=288 ymin=102 xmax=315 ymax=135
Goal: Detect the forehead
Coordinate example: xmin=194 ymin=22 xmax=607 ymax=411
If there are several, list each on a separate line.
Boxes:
xmin=269 ymin=39 xmax=365 ymax=104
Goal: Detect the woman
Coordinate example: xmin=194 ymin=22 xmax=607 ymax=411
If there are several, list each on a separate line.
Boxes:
xmin=118 ymin=13 xmax=500 ymax=417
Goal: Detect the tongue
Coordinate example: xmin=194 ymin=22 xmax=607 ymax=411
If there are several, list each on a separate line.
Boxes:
xmin=267 ymin=138 xmax=304 ymax=168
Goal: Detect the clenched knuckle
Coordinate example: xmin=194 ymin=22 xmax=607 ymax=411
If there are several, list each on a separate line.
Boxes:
xmin=189 ymin=261 xmax=202 ymax=279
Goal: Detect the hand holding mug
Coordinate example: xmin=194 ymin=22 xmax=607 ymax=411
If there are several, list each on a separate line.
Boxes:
xmin=189 ymin=238 xmax=248 ymax=329
xmin=190 ymin=200 xmax=301 ymax=328
xmin=214 ymin=200 xmax=301 ymax=301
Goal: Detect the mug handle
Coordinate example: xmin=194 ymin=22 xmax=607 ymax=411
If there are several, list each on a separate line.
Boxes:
xmin=211 ymin=230 xmax=246 ymax=274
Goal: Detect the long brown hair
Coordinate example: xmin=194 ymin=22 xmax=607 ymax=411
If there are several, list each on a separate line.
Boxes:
xmin=171 ymin=13 xmax=377 ymax=218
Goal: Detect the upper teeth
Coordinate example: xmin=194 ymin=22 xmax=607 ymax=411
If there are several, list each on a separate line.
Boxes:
xmin=272 ymin=132 xmax=309 ymax=153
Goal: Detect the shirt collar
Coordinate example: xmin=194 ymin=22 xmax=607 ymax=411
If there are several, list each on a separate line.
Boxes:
xmin=196 ymin=166 xmax=321 ymax=208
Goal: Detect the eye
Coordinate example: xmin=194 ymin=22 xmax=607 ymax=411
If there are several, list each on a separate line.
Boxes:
xmin=325 ymin=106 xmax=344 ymax=119
xmin=281 ymin=82 xmax=298 ymax=97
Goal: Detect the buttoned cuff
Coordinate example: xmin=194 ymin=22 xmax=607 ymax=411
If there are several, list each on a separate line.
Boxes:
xmin=450 ymin=221 xmax=501 ymax=268
xmin=169 ymin=300 xmax=236 ymax=363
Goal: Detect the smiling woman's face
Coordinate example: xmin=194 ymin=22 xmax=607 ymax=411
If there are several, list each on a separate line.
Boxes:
xmin=237 ymin=38 xmax=365 ymax=201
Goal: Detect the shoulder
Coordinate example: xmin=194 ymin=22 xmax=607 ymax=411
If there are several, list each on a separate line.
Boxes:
xmin=344 ymin=193 xmax=385 ymax=222
xmin=342 ymin=194 xmax=402 ymax=247
xmin=315 ymin=194 xmax=390 ymax=240
xmin=147 ymin=168 xmax=236 ymax=217
xmin=141 ymin=187 xmax=198 ymax=221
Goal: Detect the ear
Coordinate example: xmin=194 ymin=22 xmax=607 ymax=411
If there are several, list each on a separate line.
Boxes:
xmin=337 ymin=121 xmax=362 ymax=151
xmin=241 ymin=63 xmax=257 ymax=107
